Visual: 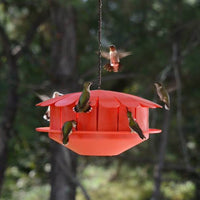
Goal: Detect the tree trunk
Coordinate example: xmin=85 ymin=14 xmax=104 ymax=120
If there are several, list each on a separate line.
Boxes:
xmin=0 ymin=11 xmax=47 ymax=196
xmin=50 ymin=142 xmax=77 ymax=200
xmin=0 ymin=55 xmax=19 ymax=195
xmin=173 ymin=40 xmax=200 ymax=200
xmin=49 ymin=2 xmax=78 ymax=200
xmin=0 ymin=24 xmax=19 ymax=195
xmin=50 ymin=1 xmax=77 ymax=90
xmin=172 ymin=42 xmax=190 ymax=167
xmin=151 ymin=110 xmax=170 ymax=200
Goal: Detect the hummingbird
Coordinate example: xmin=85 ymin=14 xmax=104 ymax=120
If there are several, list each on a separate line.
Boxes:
xmin=126 ymin=108 xmax=146 ymax=140
xmin=62 ymin=120 xmax=77 ymax=144
xmin=36 ymin=91 xmax=63 ymax=121
xmin=154 ymin=82 xmax=170 ymax=110
xmin=73 ymin=82 xmax=92 ymax=113
xmin=101 ymin=45 xmax=131 ymax=72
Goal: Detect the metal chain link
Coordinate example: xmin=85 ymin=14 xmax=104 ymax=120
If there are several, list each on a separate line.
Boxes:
xmin=98 ymin=0 xmax=102 ymax=89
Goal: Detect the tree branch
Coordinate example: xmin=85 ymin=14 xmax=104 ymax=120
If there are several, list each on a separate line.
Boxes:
xmin=0 ymin=24 xmax=11 ymax=58
xmin=181 ymin=39 xmax=200 ymax=58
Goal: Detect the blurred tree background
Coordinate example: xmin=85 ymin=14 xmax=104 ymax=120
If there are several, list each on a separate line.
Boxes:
xmin=0 ymin=0 xmax=200 ymax=199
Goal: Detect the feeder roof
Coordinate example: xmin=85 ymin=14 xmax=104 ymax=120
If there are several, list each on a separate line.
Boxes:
xmin=36 ymin=90 xmax=161 ymax=109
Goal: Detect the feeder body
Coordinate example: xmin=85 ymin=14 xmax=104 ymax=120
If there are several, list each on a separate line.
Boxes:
xmin=36 ymin=90 xmax=161 ymax=156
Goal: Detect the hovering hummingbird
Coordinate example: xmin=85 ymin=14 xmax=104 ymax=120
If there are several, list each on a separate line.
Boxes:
xmin=154 ymin=82 xmax=170 ymax=110
xmin=36 ymin=91 xmax=63 ymax=121
xmin=101 ymin=45 xmax=131 ymax=72
xmin=73 ymin=82 xmax=92 ymax=113
xmin=126 ymin=108 xmax=146 ymax=140
xmin=62 ymin=120 xmax=77 ymax=144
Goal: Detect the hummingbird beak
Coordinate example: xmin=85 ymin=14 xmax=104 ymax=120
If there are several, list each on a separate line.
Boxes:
xmin=89 ymin=82 xmax=93 ymax=88
xmin=154 ymin=82 xmax=159 ymax=88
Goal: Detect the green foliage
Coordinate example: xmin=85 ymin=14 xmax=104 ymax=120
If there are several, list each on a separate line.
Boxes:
xmin=77 ymin=164 xmax=195 ymax=200
xmin=162 ymin=181 xmax=195 ymax=200
xmin=2 ymin=164 xmax=195 ymax=200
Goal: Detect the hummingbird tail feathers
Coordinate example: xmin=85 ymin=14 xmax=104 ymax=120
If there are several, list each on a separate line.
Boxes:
xmin=73 ymin=105 xmax=92 ymax=113
xmin=103 ymin=63 xmax=113 ymax=72
xmin=43 ymin=113 xmax=50 ymax=122
xmin=139 ymin=133 xmax=146 ymax=140
xmin=101 ymin=51 xmax=110 ymax=60
xmin=118 ymin=63 xmax=123 ymax=72
xmin=164 ymin=104 xmax=170 ymax=110
xmin=84 ymin=105 xmax=92 ymax=113
xmin=133 ymin=131 xmax=146 ymax=140
xmin=62 ymin=137 xmax=69 ymax=145
xmin=119 ymin=51 xmax=132 ymax=59
xmin=130 ymin=123 xmax=146 ymax=140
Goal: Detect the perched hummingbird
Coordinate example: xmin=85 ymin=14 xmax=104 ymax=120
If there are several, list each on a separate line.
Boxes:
xmin=36 ymin=91 xmax=63 ymax=121
xmin=73 ymin=82 xmax=92 ymax=113
xmin=101 ymin=45 xmax=131 ymax=72
xmin=126 ymin=108 xmax=146 ymax=139
xmin=154 ymin=82 xmax=170 ymax=110
xmin=62 ymin=120 xmax=77 ymax=144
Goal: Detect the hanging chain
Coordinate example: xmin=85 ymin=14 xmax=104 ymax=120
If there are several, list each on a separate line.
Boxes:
xmin=98 ymin=0 xmax=102 ymax=89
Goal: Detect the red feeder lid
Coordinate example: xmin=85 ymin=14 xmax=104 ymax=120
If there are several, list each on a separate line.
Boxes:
xmin=36 ymin=90 xmax=162 ymax=156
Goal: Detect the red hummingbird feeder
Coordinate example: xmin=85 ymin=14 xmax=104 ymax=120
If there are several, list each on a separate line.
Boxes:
xmin=36 ymin=90 xmax=161 ymax=156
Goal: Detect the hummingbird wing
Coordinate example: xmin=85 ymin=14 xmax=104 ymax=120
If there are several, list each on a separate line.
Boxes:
xmin=130 ymin=119 xmax=146 ymax=139
xmin=35 ymin=93 xmax=50 ymax=101
xmin=118 ymin=51 xmax=132 ymax=59
xmin=163 ymin=94 xmax=170 ymax=110
xmin=134 ymin=123 xmax=146 ymax=139
xmin=62 ymin=121 xmax=73 ymax=144
xmin=101 ymin=51 xmax=110 ymax=60
xmin=52 ymin=91 xmax=63 ymax=98
xmin=75 ymin=90 xmax=91 ymax=112
xmin=36 ymin=92 xmax=63 ymax=121
xmin=36 ymin=91 xmax=63 ymax=101
xmin=159 ymin=85 xmax=170 ymax=110
xmin=79 ymin=91 xmax=90 ymax=108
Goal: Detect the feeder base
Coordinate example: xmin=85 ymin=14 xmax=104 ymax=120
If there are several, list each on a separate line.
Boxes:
xmin=36 ymin=127 xmax=161 ymax=156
